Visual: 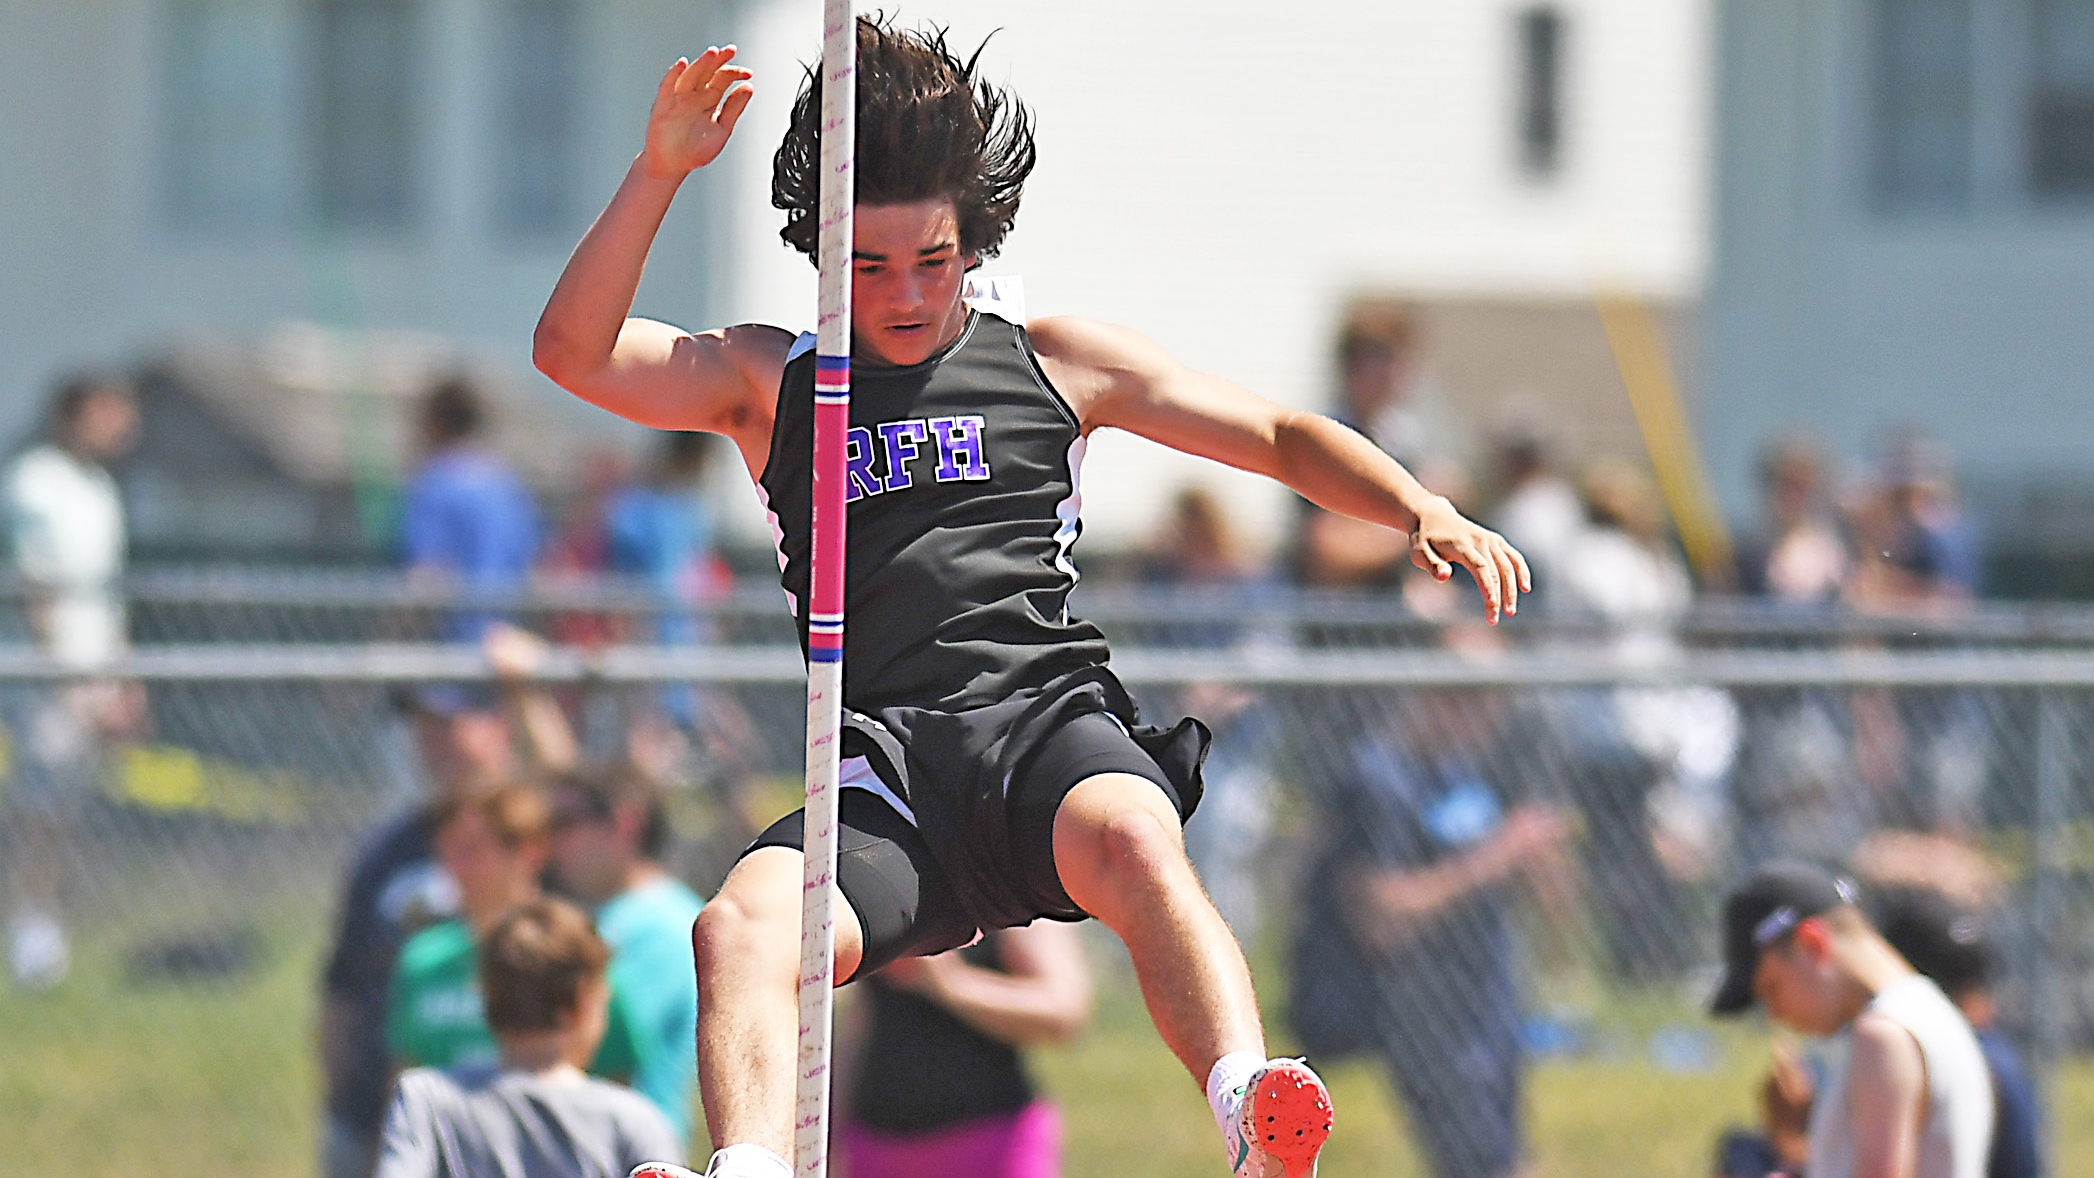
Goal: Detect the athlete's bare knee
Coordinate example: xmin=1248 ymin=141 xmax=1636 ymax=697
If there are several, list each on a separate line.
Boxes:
xmin=693 ymin=846 xmax=866 ymax=989
xmin=695 ymin=855 xmax=800 ymax=988
xmin=1054 ymin=776 xmax=1190 ymax=908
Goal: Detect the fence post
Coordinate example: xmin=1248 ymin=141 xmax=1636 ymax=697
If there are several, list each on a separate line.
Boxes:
xmin=2030 ymin=687 xmax=2071 ymax=1101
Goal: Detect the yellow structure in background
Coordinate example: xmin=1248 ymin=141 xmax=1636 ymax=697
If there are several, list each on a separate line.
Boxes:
xmin=1595 ymin=295 xmax=1735 ymax=588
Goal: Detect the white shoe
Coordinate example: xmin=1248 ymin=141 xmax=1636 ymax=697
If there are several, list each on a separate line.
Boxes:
xmin=1222 ymin=1058 xmax=1333 ymax=1178
xmin=9 ymin=909 xmax=69 ymax=991
xmin=629 ymin=1168 xmax=701 ymax=1178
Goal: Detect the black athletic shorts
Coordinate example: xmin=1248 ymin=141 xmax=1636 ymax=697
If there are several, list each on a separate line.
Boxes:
xmin=745 ymin=667 xmax=1208 ymax=978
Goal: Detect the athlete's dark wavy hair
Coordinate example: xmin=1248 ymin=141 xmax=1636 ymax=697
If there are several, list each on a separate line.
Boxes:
xmin=773 ymin=17 xmax=1035 ymax=264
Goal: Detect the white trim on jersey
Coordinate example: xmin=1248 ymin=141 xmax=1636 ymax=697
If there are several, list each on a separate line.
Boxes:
xmin=962 ymin=273 xmax=1027 ymax=325
xmin=751 ymin=481 xmax=796 ymax=617
xmin=1051 ymin=435 xmax=1086 ymax=623
xmin=840 ymin=754 xmax=916 ymax=825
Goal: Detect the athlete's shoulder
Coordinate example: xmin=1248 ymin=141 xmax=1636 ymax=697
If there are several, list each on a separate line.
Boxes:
xmin=717 ymin=323 xmax=799 ymax=385
xmin=1026 ymin=316 xmax=1182 ymax=422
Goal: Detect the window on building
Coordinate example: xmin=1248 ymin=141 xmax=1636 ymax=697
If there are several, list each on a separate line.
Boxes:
xmin=163 ymin=0 xmax=297 ymax=232
xmin=2030 ymin=0 xmax=2094 ymax=197
xmin=1872 ymin=0 xmax=1975 ymax=210
xmin=494 ymin=0 xmax=581 ymax=234
xmin=1516 ymin=6 xmax=1566 ymax=178
xmin=311 ymin=0 xmax=419 ymax=231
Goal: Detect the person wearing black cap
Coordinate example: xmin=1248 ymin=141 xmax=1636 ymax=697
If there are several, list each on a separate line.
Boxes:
xmin=1710 ymin=862 xmax=1993 ymax=1178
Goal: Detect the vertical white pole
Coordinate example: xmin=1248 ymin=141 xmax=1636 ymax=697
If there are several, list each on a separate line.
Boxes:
xmin=795 ymin=3 xmax=853 ymax=1177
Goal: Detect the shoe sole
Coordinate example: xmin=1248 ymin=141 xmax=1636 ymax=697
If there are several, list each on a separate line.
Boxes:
xmin=1243 ymin=1060 xmax=1334 ymax=1178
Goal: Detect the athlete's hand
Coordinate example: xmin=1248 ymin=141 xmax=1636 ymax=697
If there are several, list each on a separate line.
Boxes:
xmin=1408 ymin=496 xmax=1531 ymax=625
xmin=642 ymin=46 xmax=755 ymax=179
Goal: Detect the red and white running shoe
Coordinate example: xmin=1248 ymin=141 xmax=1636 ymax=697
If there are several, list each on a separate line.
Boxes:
xmin=1223 ymin=1057 xmax=1334 ymax=1178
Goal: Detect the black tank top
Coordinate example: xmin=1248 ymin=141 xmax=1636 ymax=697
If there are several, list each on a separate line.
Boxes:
xmin=759 ymin=311 xmax=1111 ymax=714
xmin=850 ymin=935 xmax=1037 ymax=1135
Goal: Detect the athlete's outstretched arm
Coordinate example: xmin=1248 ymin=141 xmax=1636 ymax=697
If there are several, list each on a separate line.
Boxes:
xmin=534 ymin=48 xmax=782 ymax=444
xmin=1034 ymin=317 xmax=1531 ymax=622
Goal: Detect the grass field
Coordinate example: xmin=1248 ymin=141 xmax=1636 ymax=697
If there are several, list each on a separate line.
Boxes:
xmin=4 ymin=889 xmax=2091 ymax=1178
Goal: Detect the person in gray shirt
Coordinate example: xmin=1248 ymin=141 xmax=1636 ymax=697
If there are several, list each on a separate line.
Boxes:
xmin=377 ymin=897 xmax=683 ymax=1178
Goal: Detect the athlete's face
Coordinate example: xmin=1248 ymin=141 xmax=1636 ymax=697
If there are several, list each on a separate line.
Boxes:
xmin=851 ymin=199 xmax=973 ymax=368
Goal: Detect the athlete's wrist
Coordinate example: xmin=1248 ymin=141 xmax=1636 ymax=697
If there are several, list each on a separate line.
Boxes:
xmin=633 ymin=150 xmax=696 ymax=188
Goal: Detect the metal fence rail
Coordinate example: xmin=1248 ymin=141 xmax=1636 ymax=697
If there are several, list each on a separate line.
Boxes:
xmin=1 ymin=640 xmax=2089 ymax=1176
xmin=5 ymin=568 xmax=2094 ymax=649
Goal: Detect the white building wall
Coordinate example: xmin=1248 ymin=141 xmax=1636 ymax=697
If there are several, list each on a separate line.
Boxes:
xmin=0 ymin=0 xmax=1711 ymax=557
xmin=714 ymin=0 xmax=1713 ymax=552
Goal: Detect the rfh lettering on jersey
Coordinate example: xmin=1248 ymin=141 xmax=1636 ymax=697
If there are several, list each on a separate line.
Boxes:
xmin=845 ymin=415 xmax=992 ymax=502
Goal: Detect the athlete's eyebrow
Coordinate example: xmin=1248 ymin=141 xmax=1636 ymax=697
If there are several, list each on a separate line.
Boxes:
xmin=852 ymin=241 xmax=959 ymax=262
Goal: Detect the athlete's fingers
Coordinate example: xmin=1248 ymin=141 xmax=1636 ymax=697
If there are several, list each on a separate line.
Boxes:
xmin=1414 ymin=533 xmax=1453 ymax=582
xmin=1493 ymin=542 xmax=1522 ymax=618
xmin=701 ymin=65 xmax=754 ymax=110
xmin=656 ymin=59 xmax=689 ymax=107
xmin=1509 ymin=541 xmax=1533 ymax=595
xmin=676 ymin=46 xmax=724 ymax=94
xmin=717 ymin=81 xmax=756 ymax=136
xmin=1461 ymin=541 xmax=1503 ymax=624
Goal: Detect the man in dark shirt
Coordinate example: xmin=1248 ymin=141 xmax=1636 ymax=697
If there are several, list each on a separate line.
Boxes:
xmin=320 ymin=627 xmax=577 ymax=1178
xmin=1292 ymin=682 xmax=1570 ymax=1178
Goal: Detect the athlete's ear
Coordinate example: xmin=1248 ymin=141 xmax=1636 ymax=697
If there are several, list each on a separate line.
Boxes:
xmin=963 ymin=252 xmax=981 ymax=272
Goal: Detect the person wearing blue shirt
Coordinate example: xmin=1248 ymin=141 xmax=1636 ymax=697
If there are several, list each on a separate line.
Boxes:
xmin=603 ymin=431 xmax=718 ymax=731
xmin=546 ymin=766 xmax=706 ymax=1145
xmin=1873 ymin=886 xmax=2042 ymax=1178
xmin=400 ymin=378 xmax=540 ymax=646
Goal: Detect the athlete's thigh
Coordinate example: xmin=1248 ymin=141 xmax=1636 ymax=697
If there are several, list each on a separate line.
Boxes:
xmin=743 ymin=790 xmax=976 ymax=980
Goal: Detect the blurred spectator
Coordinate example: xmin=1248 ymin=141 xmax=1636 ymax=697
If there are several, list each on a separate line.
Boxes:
xmin=1293 ymin=309 xmax=1455 ymax=589
xmin=1140 ymin=485 xmax=1280 ymax=938
xmin=539 ymin=445 xmax=634 ymax=649
xmin=546 ymin=766 xmax=707 ymax=1144
xmin=384 ymin=779 xmax=643 ymax=1081
xmin=1845 ymin=430 xmax=1989 ymax=837
xmin=321 ymin=625 xmax=577 ymax=1178
xmin=1847 ymin=428 xmax=1979 ymax=611
xmin=1871 ymin=886 xmax=2041 ymax=1178
xmin=1333 ymin=306 xmax=1453 ymax=467
xmin=401 ymin=376 xmax=540 ymax=644
xmin=390 ymin=784 xmax=562 ymax=1069
xmin=1485 ymin=419 xmax=1583 ymax=609
xmin=1554 ymin=460 xmax=1734 ymax=983
xmin=1142 ymin=485 xmax=1255 ymax=590
xmin=3 ymin=371 xmax=144 ymax=991
xmin=1737 ymin=434 xmax=1849 ymax=606
xmin=605 ymin=431 xmax=726 ymax=644
xmin=376 ymin=898 xmax=682 ymax=1178
xmin=838 ymin=922 xmax=1091 ymax=1178
xmin=1728 ymin=436 xmax=1866 ymax=868
xmin=1289 ymin=571 xmax=1572 ymax=1178
xmin=1707 ymin=863 xmax=1993 ymax=1178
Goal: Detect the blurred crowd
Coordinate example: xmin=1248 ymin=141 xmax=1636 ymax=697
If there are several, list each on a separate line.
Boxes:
xmin=0 ymin=319 xmax=2054 ymax=1178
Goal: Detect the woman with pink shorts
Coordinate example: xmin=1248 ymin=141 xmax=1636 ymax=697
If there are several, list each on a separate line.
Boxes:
xmin=838 ymin=922 xmax=1092 ymax=1178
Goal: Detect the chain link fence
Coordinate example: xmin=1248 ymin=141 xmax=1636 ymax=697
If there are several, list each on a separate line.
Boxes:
xmin=1 ymin=577 xmax=2091 ymax=1176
